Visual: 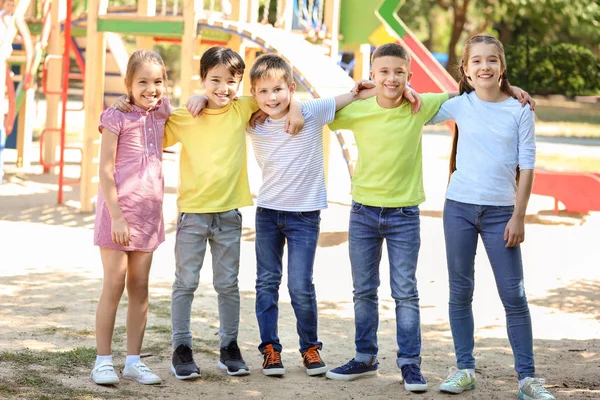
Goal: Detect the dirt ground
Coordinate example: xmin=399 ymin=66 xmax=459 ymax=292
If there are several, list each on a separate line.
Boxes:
xmin=0 ymin=135 xmax=599 ymax=399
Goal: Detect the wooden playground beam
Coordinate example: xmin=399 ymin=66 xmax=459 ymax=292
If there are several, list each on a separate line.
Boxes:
xmin=97 ymin=14 xmax=184 ymax=36
xmin=136 ymin=0 xmax=156 ymax=49
xmin=80 ymin=0 xmax=108 ymax=212
xmin=179 ymin=0 xmax=197 ymax=104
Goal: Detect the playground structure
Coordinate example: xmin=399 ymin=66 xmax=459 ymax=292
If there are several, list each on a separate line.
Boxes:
xmin=2 ymin=0 xmax=462 ymax=212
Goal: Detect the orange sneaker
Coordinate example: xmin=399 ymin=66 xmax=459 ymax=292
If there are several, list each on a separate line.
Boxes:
xmin=301 ymin=345 xmax=328 ymax=376
xmin=262 ymin=344 xmax=285 ymax=376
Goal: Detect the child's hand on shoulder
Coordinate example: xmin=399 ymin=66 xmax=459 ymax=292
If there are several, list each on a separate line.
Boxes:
xmin=186 ymin=95 xmax=209 ymax=117
xmin=350 ymin=79 xmax=375 ymax=97
xmin=111 ymin=95 xmax=133 ymax=113
xmin=403 ymin=87 xmax=422 ymax=114
xmin=249 ymin=110 xmax=269 ymax=128
xmin=510 ymin=86 xmax=535 ymax=110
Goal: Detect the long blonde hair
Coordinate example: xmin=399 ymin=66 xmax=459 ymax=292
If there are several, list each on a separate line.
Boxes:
xmin=449 ymin=35 xmax=518 ymax=183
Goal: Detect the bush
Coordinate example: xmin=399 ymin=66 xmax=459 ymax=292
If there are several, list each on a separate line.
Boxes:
xmin=505 ymin=38 xmax=600 ymax=96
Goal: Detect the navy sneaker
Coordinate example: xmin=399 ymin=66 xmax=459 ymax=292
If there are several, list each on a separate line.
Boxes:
xmin=325 ymin=358 xmax=378 ymax=381
xmin=171 ymin=344 xmax=201 ymax=380
xmin=218 ymin=340 xmax=250 ymax=376
xmin=400 ymin=363 xmax=428 ymax=392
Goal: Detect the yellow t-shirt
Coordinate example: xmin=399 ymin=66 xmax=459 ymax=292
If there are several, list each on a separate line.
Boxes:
xmin=329 ymin=93 xmax=448 ymax=207
xmin=164 ymin=96 xmax=259 ymax=213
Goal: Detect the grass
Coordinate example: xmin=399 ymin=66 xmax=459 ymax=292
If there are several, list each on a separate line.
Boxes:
xmin=148 ymin=299 xmax=171 ymax=318
xmin=38 ymin=327 xmax=94 ymax=338
xmin=146 ymin=325 xmax=172 ymax=335
xmin=42 ymin=306 xmax=68 ymax=313
xmin=0 ymin=347 xmax=97 ymax=372
xmin=536 ymin=154 xmax=600 ymax=173
xmin=1 ymin=371 xmax=115 ymax=400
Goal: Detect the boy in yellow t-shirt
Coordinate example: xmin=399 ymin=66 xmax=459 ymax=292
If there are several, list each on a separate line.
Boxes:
xmin=325 ymin=43 xmax=450 ymax=391
xmin=164 ymin=47 xmax=303 ymax=379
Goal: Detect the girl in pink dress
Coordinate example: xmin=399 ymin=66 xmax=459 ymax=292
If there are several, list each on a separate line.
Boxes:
xmin=91 ymin=50 xmax=170 ymax=386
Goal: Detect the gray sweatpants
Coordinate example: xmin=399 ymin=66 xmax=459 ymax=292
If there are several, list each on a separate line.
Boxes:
xmin=171 ymin=210 xmax=242 ymax=349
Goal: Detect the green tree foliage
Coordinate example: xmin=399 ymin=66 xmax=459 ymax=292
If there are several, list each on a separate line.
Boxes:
xmin=506 ymin=38 xmax=600 ymax=96
xmin=398 ymin=0 xmax=600 ymax=94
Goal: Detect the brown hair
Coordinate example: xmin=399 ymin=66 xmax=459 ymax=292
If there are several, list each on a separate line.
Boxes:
xmin=199 ymin=46 xmax=245 ymax=80
xmin=124 ymin=50 xmax=167 ymax=100
xmin=371 ymin=43 xmax=411 ymax=64
xmin=249 ymin=53 xmax=294 ymax=87
xmin=449 ymin=35 xmax=518 ymax=182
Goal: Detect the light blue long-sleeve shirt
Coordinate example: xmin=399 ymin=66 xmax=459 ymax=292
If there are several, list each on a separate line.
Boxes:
xmin=428 ymin=91 xmax=536 ymax=206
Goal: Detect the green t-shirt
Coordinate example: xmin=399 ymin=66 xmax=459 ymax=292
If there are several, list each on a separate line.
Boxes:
xmin=329 ymin=93 xmax=448 ymax=207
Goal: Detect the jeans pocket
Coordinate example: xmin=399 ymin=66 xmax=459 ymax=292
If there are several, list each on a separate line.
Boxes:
xmin=178 ymin=212 xmax=187 ymax=226
xmin=399 ymin=206 xmax=420 ymax=218
xmin=351 ymin=201 xmax=364 ymax=213
xmin=297 ymin=211 xmax=321 ymax=225
xmin=233 ymin=209 xmax=243 ymax=225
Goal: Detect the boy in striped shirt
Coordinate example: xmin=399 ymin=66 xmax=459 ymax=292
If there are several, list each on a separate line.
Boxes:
xmin=247 ymin=54 xmax=419 ymax=377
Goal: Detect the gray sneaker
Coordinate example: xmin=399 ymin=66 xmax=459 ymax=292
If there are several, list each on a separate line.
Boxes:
xmin=171 ymin=344 xmax=200 ymax=380
xmin=518 ymin=378 xmax=556 ymax=400
xmin=218 ymin=341 xmax=250 ymax=376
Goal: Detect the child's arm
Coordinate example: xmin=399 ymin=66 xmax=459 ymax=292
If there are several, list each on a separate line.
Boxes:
xmin=505 ymin=107 xmax=536 ymax=248
xmin=509 ymin=86 xmax=535 ymax=109
xmin=98 ymin=129 xmax=131 ymax=247
xmin=285 ymin=97 xmax=304 ymax=135
xmin=504 ymin=169 xmax=533 ymax=248
xmin=186 ymin=95 xmax=209 ymax=117
xmin=351 ymin=79 xmax=422 ymax=113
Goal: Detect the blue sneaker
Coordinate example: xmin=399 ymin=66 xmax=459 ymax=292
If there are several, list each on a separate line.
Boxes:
xmin=400 ymin=364 xmax=428 ymax=392
xmin=325 ymin=358 xmax=378 ymax=381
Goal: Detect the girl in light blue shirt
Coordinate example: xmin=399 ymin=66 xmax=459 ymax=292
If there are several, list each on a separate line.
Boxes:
xmin=429 ymin=35 xmax=555 ymax=400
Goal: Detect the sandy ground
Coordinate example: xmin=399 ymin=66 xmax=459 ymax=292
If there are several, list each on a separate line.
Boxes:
xmin=0 ymin=132 xmax=599 ymax=399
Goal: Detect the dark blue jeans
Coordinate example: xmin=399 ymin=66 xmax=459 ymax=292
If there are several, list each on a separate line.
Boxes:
xmin=443 ymin=199 xmax=535 ymax=380
xmin=349 ymin=201 xmax=422 ymax=368
xmin=255 ymin=207 xmax=322 ymax=353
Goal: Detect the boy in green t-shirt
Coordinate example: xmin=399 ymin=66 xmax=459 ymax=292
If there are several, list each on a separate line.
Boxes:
xmin=325 ymin=43 xmax=450 ymax=391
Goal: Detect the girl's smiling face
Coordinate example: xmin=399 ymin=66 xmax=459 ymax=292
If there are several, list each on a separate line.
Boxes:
xmin=464 ymin=42 xmax=505 ymax=92
xmin=128 ymin=62 xmax=165 ymax=110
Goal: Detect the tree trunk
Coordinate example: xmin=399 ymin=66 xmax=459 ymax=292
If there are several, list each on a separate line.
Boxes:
xmin=446 ymin=0 xmax=470 ymax=79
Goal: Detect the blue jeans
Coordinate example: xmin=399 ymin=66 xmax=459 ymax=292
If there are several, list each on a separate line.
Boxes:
xmin=443 ymin=199 xmax=535 ymax=380
xmin=255 ymin=207 xmax=322 ymax=353
xmin=349 ymin=201 xmax=422 ymax=368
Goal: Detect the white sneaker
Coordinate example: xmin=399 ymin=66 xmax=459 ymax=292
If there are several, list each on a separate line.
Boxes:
xmin=122 ymin=361 xmax=161 ymax=385
xmin=91 ymin=360 xmax=119 ymax=385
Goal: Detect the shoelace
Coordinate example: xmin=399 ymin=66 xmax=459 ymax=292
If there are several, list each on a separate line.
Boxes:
xmin=527 ymin=378 xmax=551 ymax=394
xmin=265 ymin=347 xmax=282 ymax=366
xmin=303 ymin=347 xmax=321 ymax=364
xmin=341 ymin=359 xmax=364 ymax=371
xmin=445 ymin=367 xmax=468 ymax=384
xmin=402 ymin=365 xmax=423 ymax=382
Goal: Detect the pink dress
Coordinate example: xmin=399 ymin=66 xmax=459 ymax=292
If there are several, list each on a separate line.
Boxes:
xmin=93 ymin=99 xmax=171 ymax=252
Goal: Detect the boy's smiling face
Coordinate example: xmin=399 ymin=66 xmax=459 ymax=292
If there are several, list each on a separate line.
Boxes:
xmin=251 ymin=75 xmax=296 ymax=120
xmin=370 ymin=55 xmax=412 ymax=106
xmin=201 ymin=64 xmax=242 ymax=109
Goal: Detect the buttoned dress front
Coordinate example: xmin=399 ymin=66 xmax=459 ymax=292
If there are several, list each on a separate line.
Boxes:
xmin=93 ymin=100 xmax=170 ymax=252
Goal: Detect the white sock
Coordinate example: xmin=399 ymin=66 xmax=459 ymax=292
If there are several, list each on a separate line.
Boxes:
xmin=95 ymin=355 xmax=113 ymax=367
xmin=125 ymin=354 xmax=141 ymax=368
xmin=467 ymin=368 xmax=475 ymax=378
